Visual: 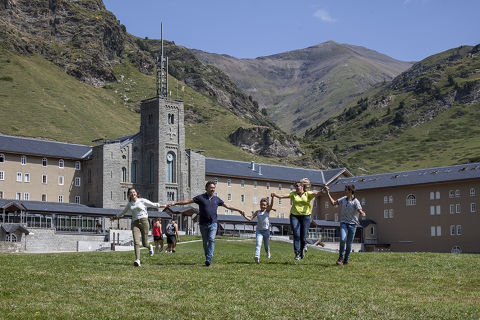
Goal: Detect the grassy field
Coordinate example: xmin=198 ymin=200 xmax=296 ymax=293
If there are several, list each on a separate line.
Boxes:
xmin=1 ymin=239 xmax=479 ymax=319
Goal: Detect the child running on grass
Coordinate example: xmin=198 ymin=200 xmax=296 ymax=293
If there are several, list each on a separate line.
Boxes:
xmin=240 ymin=196 xmax=274 ymax=263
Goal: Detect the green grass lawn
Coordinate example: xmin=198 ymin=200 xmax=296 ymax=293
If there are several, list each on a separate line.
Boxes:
xmin=1 ymin=239 xmax=479 ymax=319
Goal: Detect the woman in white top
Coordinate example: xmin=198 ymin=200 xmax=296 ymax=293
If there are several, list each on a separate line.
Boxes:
xmin=111 ymin=188 xmax=165 ymax=267
xmin=241 ymin=196 xmax=274 ymax=263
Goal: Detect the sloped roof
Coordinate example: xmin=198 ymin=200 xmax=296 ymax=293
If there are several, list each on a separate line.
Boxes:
xmin=328 ymin=162 xmax=480 ymax=192
xmin=1 ymin=223 xmax=30 ymax=235
xmin=0 ymin=134 xmax=92 ymax=159
xmin=164 ymin=205 xmax=198 ymax=216
xmin=0 ymin=199 xmax=177 ymax=219
xmin=206 ymin=158 xmax=351 ymax=186
xmin=312 ymin=219 xmax=340 ymax=227
xmin=147 ymin=210 xmax=173 ymax=219
xmin=0 ymin=199 xmax=120 ymax=216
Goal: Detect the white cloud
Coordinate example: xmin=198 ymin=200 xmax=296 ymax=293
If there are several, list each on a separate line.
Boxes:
xmin=313 ymin=9 xmax=336 ymax=22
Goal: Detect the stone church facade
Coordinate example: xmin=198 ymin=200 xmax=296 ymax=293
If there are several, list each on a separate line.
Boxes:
xmin=83 ymin=97 xmax=205 ymax=210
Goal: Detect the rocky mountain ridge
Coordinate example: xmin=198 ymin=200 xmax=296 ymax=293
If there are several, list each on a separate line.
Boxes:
xmin=0 ymin=0 xmax=274 ymax=128
xmin=192 ymin=41 xmax=413 ymax=135
xmin=0 ymin=0 xmax=313 ymax=164
xmin=304 ymin=44 xmax=480 ymax=173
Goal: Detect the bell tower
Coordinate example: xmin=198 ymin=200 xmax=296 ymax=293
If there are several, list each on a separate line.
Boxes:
xmin=139 ymin=23 xmax=188 ymax=204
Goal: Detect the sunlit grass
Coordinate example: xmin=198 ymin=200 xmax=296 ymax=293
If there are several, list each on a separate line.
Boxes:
xmin=0 ymin=239 xmax=479 ymax=319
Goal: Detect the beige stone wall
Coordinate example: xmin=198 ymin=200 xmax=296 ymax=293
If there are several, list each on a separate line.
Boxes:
xmin=0 ymin=153 xmax=82 ymax=203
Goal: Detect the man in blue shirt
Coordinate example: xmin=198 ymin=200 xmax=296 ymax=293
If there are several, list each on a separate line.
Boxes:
xmin=167 ymin=181 xmax=244 ymax=266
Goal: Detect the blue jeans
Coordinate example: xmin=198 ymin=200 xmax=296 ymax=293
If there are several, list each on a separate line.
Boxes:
xmin=290 ymin=214 xmax=311 ymax=253
xmin=200 ymin=223 xmax=217 ymax=262
xmin=255 ymin=229 xmax=270 ymax=258
xmin=339 ymin=222 xmax=357 ymax=261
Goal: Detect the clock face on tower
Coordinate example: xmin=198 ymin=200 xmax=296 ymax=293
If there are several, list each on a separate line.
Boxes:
xmin=167 ymin=153 xmax=174 ymax=162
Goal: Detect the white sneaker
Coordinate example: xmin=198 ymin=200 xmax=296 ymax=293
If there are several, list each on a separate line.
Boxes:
xmin=267 ymin=251 xmax=271 ymax=259
xmin=134 ymin=259 xmax=141 ymax=267
xmin=254 ymin=256 xmax=260 ymax=264
xmin=149 ymin=244 xmax=154 ymax=257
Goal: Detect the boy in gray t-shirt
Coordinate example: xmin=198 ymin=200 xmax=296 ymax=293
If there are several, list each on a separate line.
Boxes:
xmin=325 ymin=184 xmax=366 ymax=265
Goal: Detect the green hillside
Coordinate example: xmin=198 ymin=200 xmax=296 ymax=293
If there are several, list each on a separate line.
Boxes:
xmin=0 ymin=0 xmax=299 ymax=165
xmin=0 ymin=47 xmax=138 ymax=144
xmin=0 ymin=47 xmax=286 ymax=163
xmin=306 ymin=45 xmax=480 ymax=174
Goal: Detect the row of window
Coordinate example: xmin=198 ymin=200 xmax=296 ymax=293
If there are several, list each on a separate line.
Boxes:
xmin=0 ymin=171 xmax=81 ymax=186
xmin=430 ymin=225 xmax=462 ymax=236
xmin=383 ymin=189 xmax=478 ymax=205
xmin=0 ymin=154 xmax=81 ymax=170
xmin=384 ymin=203 xmax=477 ymax=219
xmin=223 ymin=178 xmax=293 ymax=191
xmin=448 ymin=203 xmax=477 ymax=214
xmin=1 ymin=191 xmax=81 ymax=204
xmin=431 ymin=203 xmax=477 ymax=214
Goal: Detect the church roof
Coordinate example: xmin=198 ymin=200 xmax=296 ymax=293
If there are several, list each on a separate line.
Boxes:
xmin=0 ymin=134 xmax=92 ymax=159
xmin=205 ymin=158 xmax=351 ymax=186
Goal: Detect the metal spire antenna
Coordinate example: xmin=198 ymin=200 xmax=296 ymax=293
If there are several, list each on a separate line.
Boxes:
xmin=156 ymin=23 xmax=168 ymax=98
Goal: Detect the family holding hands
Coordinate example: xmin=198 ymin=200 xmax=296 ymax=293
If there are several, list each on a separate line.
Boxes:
xmin=112 ymin=177 xmax=366 ymax=267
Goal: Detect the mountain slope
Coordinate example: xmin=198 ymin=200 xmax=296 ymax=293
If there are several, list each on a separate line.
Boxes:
xmin=0 ymin=0 xmax=328 ymax=167
xmin=192 ymin=41 xmax=412 ymax=135
xmin=304 ymin=44 xmax=480 ymax=174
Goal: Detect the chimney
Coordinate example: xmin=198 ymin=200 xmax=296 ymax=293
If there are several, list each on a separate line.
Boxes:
xmin=258 ymin=165 xmax=262 ymax=175
xmin=251 ymin=161 xmax=255 ymax=171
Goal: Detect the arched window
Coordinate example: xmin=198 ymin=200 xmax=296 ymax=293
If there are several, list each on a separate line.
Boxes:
xmin=121 ymin=167 xmax=127 ymax=183
xmin=166 ymin=152 xmax=176 ymax=183
xmin=42 ymin=158 xmax=47 ymax=167
xmin=59 ymin=159 xmax=64 ymax=168
xmin=131 ymin=161 xmax=137 ymax=183
xmin=149 ymin=154 xmax=155 ymax=184
xmin=451 ymin=246 xmax=462 ymax=254
xmin=6 ymin=234 xmax=17 ymax=242
xmin=0 ymin=154 xmax=5 ymax=163
xmin=406 ymin=194 xmax=416 ymax=206
xmin=168 ymin=114 xmax=175 ymax=124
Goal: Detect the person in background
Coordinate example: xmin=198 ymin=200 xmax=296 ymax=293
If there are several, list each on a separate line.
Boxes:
xmin=240 ymin=196 xmax=274 ymax=263
xmin=110 ymin=188 xmax=165 ymax=267
xmin=167 ymin=181 xmax=244 ymax=267
xmin=153 ymin=218 xmax=164 ymax=254
xmin=325 ymin=184 xmax=366 ymax=265
xmin=165 ymin=217 xmax=179 ymax=253
xmin=271 ymin=178 xmax=323 ymax=260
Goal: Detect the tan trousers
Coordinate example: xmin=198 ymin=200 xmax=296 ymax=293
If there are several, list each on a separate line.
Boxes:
xmin=132 ymin=218 xmax=150 ymax=260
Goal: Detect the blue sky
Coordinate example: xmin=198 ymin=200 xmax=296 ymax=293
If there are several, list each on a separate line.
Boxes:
xmin=103 ymin=0 xmax=480 ymax=62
